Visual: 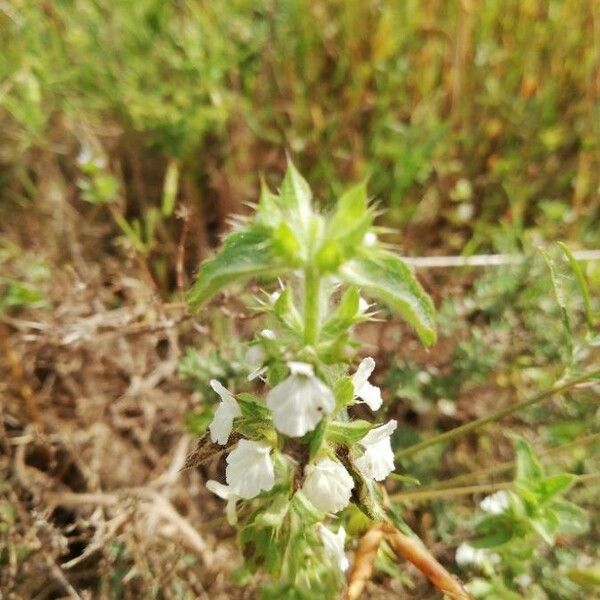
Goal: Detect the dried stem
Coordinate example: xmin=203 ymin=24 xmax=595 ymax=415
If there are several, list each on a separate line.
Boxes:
xmin=345 ymin=526 xmax=385 ymax=600
xmin=380 ymin=522 xmax=473 ymax=600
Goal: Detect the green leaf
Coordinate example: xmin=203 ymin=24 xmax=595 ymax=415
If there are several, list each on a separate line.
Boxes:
xmin=539 ymin=247 xmax=573 ymax=361
xmin=339 ymin=250 xmax=436 ymax=346
xmin=333 ymin=377 xmax=354 ymax=409
xmin=273 ymin=222 xmax=303 ymax=265
xmin=279 ymin=160 xmax=312 ymax=231
xmin=316 ymin=182 xmax=373 ymax=271
xmin=557 ymin=242 xmax=596 ymax=329
xmin=291 ymin=492 xmax=324 ymax=524
xmin=321 ymin=287 xmax=364 ymax=338
xmin=474 ymin=515 xmax=515 ymax=547
xmin=187 ymin=225 xmax=289 ymax=310
xmin=567 ymin=566 xmax=600 ymax=588
xmin=272 ymin=288 xmax=303 ymax=334
xmin=161 ymin=158 xmax=179 ymax=217
xmin=535 ymin=474 xmax=575 ymax=503
xmin=530 ymin=511 xmax=560 ymax=545
xmin=553 ymin=500 xmax=589 ymax=535
xmin=514 ymin=437 xmax=544 ymax=484
xmin=256 ymin=176 xmax=282 ymax=227
xmin=326 ymin=420 xmax=373 ymax=445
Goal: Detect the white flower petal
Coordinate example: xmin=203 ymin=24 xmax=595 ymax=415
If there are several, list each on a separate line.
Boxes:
xmin=480 ymin=491 xmax=510 ymax=515
xmin=266 ymin=371 xmax=334 ymax=437
xmin=356 ymin=381 xmax=382 ymax=411
xmin=206 ymin=480 xmax=232 ymax=500
xmin=455 ymin=542 xmax=487 ymax=567
xmin=302 ymin=458 xmax=354 ymax=514
xmin=225 ymin=440 xmax=275 ymax=499
xmin=288 ymin=361 xmax=314 ymax=376
xmin=355 ymin=419 xmax=397 ymax=481
xmin=358 ymin=297 xmax=371 ymax=314
xmin=206 ymin=480 xmax=239 ymax=525
xmin=455 ymin=542 xmax=500 ymax=569
xmin=318 ymin=524 xmax=349 ymax=572
xmin=245 ymin=345 xmax=266 ymax=367
xmin=352 ymin=357 xmax=382 ymax=411
xmin=352 ymin=357 xmax=375 ymax=390
xmin=260 ymin=329 xmax=276 ymax=340
xmin=363 ymin=232 xmax=377 ymax=247
xmin=208 ymin=380 xmax=242 ymax=445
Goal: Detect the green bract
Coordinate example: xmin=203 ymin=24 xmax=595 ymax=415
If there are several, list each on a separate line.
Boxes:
xmin=187 ymin=160 xmax=436 ymax=347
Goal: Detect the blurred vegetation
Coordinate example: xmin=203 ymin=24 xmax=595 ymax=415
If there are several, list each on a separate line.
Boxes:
xmin=2 ymin=0 xmax=599 ymax=271
xmin=2 ymin=2 xmax=600 ymax=598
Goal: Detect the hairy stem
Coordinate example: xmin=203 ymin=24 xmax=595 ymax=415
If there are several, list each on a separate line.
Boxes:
xmin=411 ymin=431 xmax=600 ymax=492
xmin=395 ymin=370 xmax=600 ymax=461
xmin=390 ymin=472 xmax=600 ymax=503
xmin=303 ymin=267 xmax=321 ymax=345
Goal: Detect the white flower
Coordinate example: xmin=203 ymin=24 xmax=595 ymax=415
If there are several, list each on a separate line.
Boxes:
xmin=358 ymin=296 xmax=371 ymax=314
xmin=515 ymin=573 xmax=532 ymax=589
xmin=206 ymin=480 xmax=239 ymax=525
xmin=351 ymin=357 xmax=382 ymax=410
xmin=266 ymin=362 xmax=335 ymax=437
xmin=363 ymin=232 xmax=377 ymax=247
xmin=302 ymin=458 xmax=354 ymax=513
xmin=355 ymin=419 xmax=397 ymax=481
xmin=317 ymin=524 xmax=349 ymax=572
xmin=245 ymin=345 xmax=267 ymax=381
xmin=480 ymin=491 xmax=510 ymax=515
xmin=260 ymin=329 xmax=276 ymax=340
xmin=225 ymin=439 xmax=275 ymax=499
xmin=208 ymin=380 xmax=242 ymax=445
xmin=455 ymin=542 xmax=487 ymax=568
xmin=455 ymin=542 xmax=501 ymax=569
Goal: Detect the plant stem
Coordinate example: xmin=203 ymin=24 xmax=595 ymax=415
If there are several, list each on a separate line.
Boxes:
xmin=390 ymin=472 xmax=600 ymax=503
xmin=395 ymin=370 xmax=600 ymax=461
xmin=418 ymin=431 xmax=600 ymax=492
xmin=303 ymin=267 xmax=321 ymax=345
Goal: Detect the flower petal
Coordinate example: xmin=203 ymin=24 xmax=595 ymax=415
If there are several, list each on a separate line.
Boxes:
xmin=355 ymin=420 xmax=398 ymax=481
xmin=225 ymin=440 xmax=275 ymax=499
xmin=288 ymin=361 xmax=314 ymax=376
xmin=266 ymin=373 xmax=334 ymax=437
xmin=208 ymin=380 xmax=242 ymax=445
xmin=318 ymin=524 xmax=349 ymax=572
xmin=352 ymin=357 xmax=375 ymax=391
xmin=356 ymin=380 xmax=382 ymax=411
xmin=360 ymin=419 xmax=397 ymax=446
xmin=302 ymin=458 xmax=354 ymax=514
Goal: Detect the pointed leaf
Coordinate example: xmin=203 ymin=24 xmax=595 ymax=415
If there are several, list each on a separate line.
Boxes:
xmin=514 ymin=437 xmax=544 ymax=484
xmin=187 ymin=225 xmax=289 ymax=310
xmin=279 ymin=160 xmax=312 ymax=230
xmin=339 ymin=250 xmax=436 ymax=346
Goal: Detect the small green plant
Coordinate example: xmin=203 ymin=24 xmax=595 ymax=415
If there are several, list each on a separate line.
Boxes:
xmin=185 ymin=161 xmax=442 ymax=598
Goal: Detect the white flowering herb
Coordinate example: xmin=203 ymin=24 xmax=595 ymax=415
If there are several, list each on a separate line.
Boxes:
xmin=186 ymin=162 xmax=437 ymax=599
xmin=208 ymin=380 xmax=241 ymax=445
xmin=355 ymin=419 xmax=398 ymax=481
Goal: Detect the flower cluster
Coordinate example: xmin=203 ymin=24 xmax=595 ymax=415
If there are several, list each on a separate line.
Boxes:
xmin=205 ymin=356 xmax=398 ymax=570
